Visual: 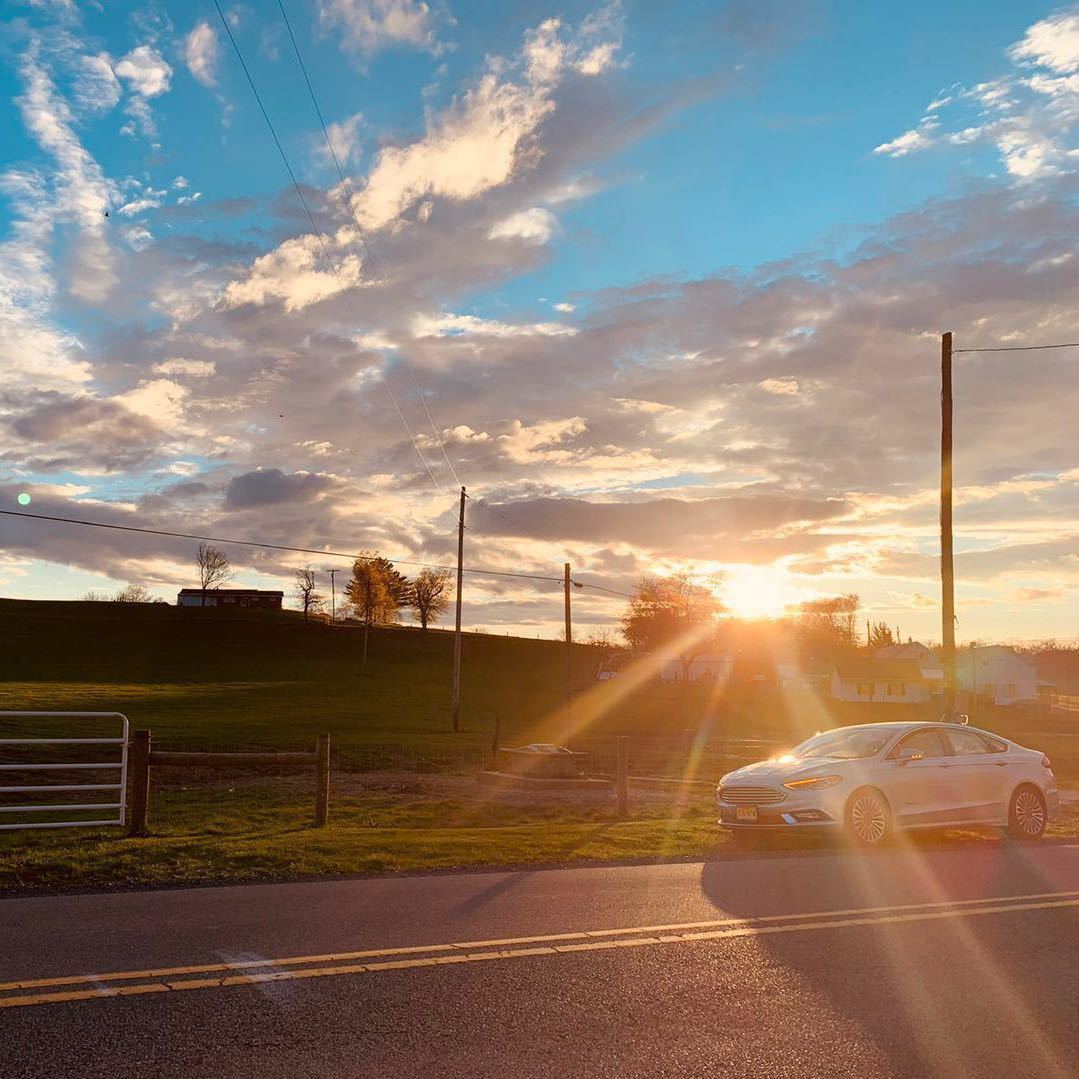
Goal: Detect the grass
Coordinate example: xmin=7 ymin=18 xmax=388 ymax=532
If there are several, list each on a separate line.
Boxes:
xmin=3 ymin=599 xmax=1078 ymax=895
xmin=3 ymin=778 xmax=1077 ymax=896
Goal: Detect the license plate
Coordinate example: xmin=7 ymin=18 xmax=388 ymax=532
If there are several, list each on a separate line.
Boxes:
xmin=735 ymin=806 xmax=758 ymax=823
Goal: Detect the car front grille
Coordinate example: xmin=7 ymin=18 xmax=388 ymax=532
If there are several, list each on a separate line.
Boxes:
xmin=720 ymin=785 xmax=786 ymax=805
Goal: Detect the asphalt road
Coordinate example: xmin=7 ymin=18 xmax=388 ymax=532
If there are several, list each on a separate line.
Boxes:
xmin=3 ymin=842 xmax=1079 ymax=1078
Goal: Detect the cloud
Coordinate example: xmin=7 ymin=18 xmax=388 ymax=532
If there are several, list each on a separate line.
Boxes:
xmin=874 ymin=10 xmax=1079 ymax=179
xmin=222 ymin=234 xmax=364 ymax=311
xmin=320 ymin=112 xmax=365 ymax=167
xmin=75 ymin=53 xmax=120 ymax=114
xmin=184 ymin=21 xmax=220 ymax=87
xmin=224 ymin=468 xmax=338 ymax=509
xmin=352 ymin=14 xmax=621 ymax=230
xmin=489 ymin=207 xmax=557 ymax=244
xmin=317 ymin=0 xmax=446 ymax=58
xmin=115 ymin=45 xmax=173 ymax=97
xmin=412 ymin=312 xmax=577 ymax=338
xmin=758 ymin=377 xmax=800 ymax=396
xmin=152 ymin=358 xmax=216 ymax=377
xmin=1008 ymin=12 xmax=1079 ymax=73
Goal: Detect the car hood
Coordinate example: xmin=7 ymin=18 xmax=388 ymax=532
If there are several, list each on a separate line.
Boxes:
xmin=719 ymin=757 xmax=849 ymax=786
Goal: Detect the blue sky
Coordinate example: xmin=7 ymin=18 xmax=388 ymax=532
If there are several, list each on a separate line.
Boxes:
xmin=2 ymin=0 xmax=1079 ymax=641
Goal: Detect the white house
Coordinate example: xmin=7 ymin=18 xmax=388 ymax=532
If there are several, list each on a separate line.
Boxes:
xmin=831 ymin=658 xmax=931 ymax=704
xmin=958 ymin=646 xmax=1038 ymax=706
xmin=876 ymin=642 xmax=944 ymax=693
xmin=660 ymin=652 xmax=734 ymax=684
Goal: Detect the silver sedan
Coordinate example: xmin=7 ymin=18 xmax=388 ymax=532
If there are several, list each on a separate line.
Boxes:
xmin=717 ymin=721 xmax=1058 ymax=846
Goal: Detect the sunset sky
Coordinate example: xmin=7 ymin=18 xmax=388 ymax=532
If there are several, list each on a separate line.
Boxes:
xmin=2 ymin=0 xmax=1078 ymax=642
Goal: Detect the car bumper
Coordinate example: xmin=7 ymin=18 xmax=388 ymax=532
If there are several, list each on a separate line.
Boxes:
xmin=717 ymin=805 xmax=841 ymax=829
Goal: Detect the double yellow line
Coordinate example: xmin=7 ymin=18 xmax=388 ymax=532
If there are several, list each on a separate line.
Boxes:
xmin=3 ymin=889 xmax=1077 ymax=1010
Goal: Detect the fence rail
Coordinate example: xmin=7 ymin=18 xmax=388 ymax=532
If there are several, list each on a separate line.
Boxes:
xmin=0 ymin=711 xmax=129 ymax=831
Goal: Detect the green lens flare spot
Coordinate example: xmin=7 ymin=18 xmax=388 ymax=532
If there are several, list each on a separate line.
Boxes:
xmin=17 ymin=493 xmax=31 ymax=506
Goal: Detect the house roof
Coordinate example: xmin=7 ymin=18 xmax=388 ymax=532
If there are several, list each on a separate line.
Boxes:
xmin=834 ymin=657 xmax=927 ymax=682
xmin=177 ymin=588 xmax=285 ymax=597
xmin=876 ymin=642 xmax=937 ymax=662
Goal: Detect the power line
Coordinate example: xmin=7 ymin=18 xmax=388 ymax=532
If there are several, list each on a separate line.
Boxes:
xmin=953 ymin=341 xmax=1079 ymax=353
xmin=572 ymin=580 xmax=635 ymax=599
xmin=274 ymin=0 xmax=463 ymax=489
xmin=0 ymin=509 xmax=565 ymax=585
xmin=213 ymin=0 xmax=444 ymax=495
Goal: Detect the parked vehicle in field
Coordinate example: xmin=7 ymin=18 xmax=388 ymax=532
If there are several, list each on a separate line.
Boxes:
xmin=717 ymin=721 xmax=1057 ymax=846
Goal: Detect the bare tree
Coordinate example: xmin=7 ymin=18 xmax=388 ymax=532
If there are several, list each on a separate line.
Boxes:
xmin=81 ymin=591 xmax=108 ymax=601
xmin=115 ymin=584 xmax=153 ymax=603
xmin=195 ymin=543 xmax=232 ymax=606
xmin=410 ymin=567 xmax=451 ymax=631
xmin=622 ymin=573 xmax=724 ymax=679
xmin=293 ymin=566 xmax=323 ymax=622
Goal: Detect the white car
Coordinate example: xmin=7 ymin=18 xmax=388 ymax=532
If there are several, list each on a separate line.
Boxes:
xmin=717 ymin=721 xmax=1058 ymax=846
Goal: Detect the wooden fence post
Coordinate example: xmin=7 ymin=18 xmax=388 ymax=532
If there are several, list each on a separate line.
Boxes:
xmin=129 ymin=728 xmax=151 ymax=837
xmin=315 ymin=733 xmax=331 ymax=827
xmin=615 ymin=736 xmax=629 ymax=819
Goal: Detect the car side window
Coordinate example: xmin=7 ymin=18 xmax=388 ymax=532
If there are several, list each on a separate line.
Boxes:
xmin=892 ymin=729 xmax=949 ymax=759
xmin=944 ymin=729 xmax=991 ymax=756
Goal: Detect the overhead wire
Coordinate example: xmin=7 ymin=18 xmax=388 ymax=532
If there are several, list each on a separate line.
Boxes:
xmin=953 ymin=341 xmax=1079 ymax=353
xmin=274 ymin=0 xmax=463 ymax=489
xmin=0 ymin=509 xmax=566 ymax=585
xmin=213 ymin=0 xmax=445 ymax=495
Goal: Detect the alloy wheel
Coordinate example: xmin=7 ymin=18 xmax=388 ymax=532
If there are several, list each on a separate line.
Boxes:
xmin=1013 ymin=789 xmax=1046 ymax=837
xmin=850 ymin=792 xmax=888 ymax=845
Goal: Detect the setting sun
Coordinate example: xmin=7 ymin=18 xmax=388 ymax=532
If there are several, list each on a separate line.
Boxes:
xmin=722 ymin=565 xmax=800 ymax=620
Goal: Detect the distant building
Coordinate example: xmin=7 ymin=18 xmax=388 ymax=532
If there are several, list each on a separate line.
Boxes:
xmin=958 ymin=646 xmax=1038 ymax=706
xmin=876 ymin=641 xmax=944 ymax=693
xmin=659 ymin=652 xmax=734 ymax=684
xmin=831 ymin=657 xmax=930 ymax=704
xmin=177 ymin=588 xmax=284 ymax=609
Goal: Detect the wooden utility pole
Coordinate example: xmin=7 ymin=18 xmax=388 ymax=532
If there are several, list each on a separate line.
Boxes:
xmin=328 ymin=568 xmax=336 ymax=624
xmin=452 ymin=486 xmax=466 ymax=733
xmin=941 ymin=332 xmax=957 ymax=715
xmin=564 ymin=563 xmax=573 ymax=715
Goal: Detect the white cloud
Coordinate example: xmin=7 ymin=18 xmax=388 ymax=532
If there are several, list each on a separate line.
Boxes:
xmin=759 ymin=377 xmax=800 ymax=396
xmin=124 ymin=226 xmax=153 ymax=250
xmin=1009 ymin=12 xmax=1079 ymax=74
xmin=184 ymin=21 xmax=220 ymax=87
xmin=173 ymin=175 xmax=188 ymax=189
xmin=118 ymin=194 xmax=163 ymax=216
xmin=321 ymin=112 xmax=365 ymax=166
xmin=874 ymin=126 xmax=935 ymax=157
xmin=75 ymin=53 xmax=120 ymax=114
xmin=553 ymin=301 xmax=575 ymax=312
xmin=116 ymin=45 xmax=173 ymax=97
xmin=412 ymin=312 xmax=577 ymax=338
xmin=152 ymin=358 xmax=216 ymax=377
xmin=116 ymin=379 xmax=189 ymax=427
xmin=354 ymin=14 xmax=621 ymax=230
xmin=222 ymin=234 xmax=364 ymax=311
xmin=317 ymin=0 xmax=443 ymax=57
xmin=489 ymin=207 xmax=557 ymax=244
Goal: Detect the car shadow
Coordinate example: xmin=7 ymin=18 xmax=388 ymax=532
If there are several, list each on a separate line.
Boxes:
xmin=697 ymin=832 xmax=1077 ymax=1076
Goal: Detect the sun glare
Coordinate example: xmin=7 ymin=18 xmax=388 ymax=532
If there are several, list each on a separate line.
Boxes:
xmin=722 ymin=564 xmax=798 ymax=620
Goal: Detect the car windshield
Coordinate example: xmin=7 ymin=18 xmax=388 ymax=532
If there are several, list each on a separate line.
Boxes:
xmin=793 ymin=729 xmax=892 ymax=760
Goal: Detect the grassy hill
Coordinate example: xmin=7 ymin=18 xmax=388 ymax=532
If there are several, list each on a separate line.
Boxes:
xmin=0 ymin=599 xmax=1070 ymax=761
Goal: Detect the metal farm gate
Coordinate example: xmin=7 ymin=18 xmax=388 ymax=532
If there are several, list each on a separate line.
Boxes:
xmin=0 ymin=711 xmax=130 ymax=831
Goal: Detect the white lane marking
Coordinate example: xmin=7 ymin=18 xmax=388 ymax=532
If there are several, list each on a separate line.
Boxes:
xmin=2 ymin=891 xmax=1078 ymax=1010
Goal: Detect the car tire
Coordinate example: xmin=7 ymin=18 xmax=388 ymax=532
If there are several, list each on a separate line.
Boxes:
xmin=1007 ymin=785 xmax=1047 ymax=841
xmin=845 ymin=787 xmax=891 ymax=847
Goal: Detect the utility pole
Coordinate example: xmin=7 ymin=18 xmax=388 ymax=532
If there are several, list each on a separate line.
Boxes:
xmin=327 ymin=568 xmax=337 ymax=624
xmin=941 ymin=331 xmax=957 ymax=716
xmin=564 ymin=563 xmax=573 ymax=716
xmin=452 ymin=486 xmax=466 ymax=733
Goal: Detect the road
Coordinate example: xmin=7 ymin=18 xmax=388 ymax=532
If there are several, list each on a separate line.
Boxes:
xmin=3 ymin=842 xmax=1079 ymax=1078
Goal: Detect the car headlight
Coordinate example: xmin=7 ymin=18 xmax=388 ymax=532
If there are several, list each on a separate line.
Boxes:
xmin=783 ymin=774 xmax=842 ymax=790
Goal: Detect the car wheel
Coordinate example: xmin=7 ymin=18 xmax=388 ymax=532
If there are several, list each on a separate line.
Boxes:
xmin=1007 ymin=786 xmax=1047 ymax=841
xmin=845 ymin=788 xmax=891 ymax=847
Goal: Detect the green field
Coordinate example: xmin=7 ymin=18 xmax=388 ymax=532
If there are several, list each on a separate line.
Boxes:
xmin=2 ymin=599 xmax=1077 ymax=896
